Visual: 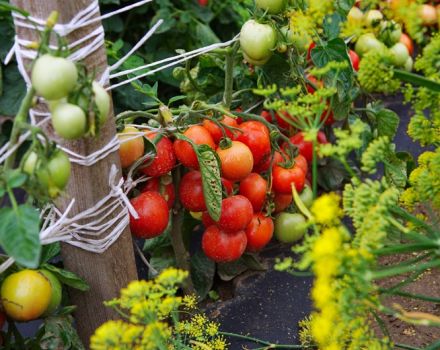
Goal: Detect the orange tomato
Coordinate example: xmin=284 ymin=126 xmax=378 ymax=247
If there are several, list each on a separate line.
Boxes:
xmin=118 ymin=126 xmax=144 ymax=168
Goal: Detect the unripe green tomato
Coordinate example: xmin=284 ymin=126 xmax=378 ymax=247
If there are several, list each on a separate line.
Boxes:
xmin=47 ymin=150 xmax=71 ymax=191
xmin=40 ymin=270 xmax=62 ymax=316
xmin=347 ymin=6 xmax=364 ymax=25
xmin=355 ymin=33 xmax=385 ymax=57
xmin=365 ymin=9 xmax=383 ymax=26
xmin=1 ymin=270 xmax=52 ymax=321
xmin=31 ymin=55 xmax=78 ymax=100
xmin=389 ymin=24 xmax=402 ymax=45
xmin=255 ymin=0 xmax=286 ymax=14
xmin=390 ymin=42 xmax=409 ymax=67
xmin=243 ymin=51 xmax=272 ymax=66
xmin=23 ymin=151 xmax=50 ymax=189
xmin=274 ymin=212 xmax=307 ymax=243
xmin=404 ymin=56 xmax=413 ymax=72
xmin=299 ymin=185 xmax=314 ymax=208
xmin=92 ymin=81 xmax=110 ymax=126
xmin=51 ymin=103 xmax=87 ymax=140
xmin=240 ymin=20 xmax=277 ymax=64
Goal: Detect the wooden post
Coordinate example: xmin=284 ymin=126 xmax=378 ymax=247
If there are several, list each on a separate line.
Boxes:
xmin=10 ymin=0 xmax=138 ymax=346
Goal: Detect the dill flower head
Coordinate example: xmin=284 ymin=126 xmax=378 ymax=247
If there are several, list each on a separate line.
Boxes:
xmin=361 ymin=136 xmax=391 ymax=173
xmin=311 ymin=193 xmax=344 ymax=226
xmin=414 ymin=33 xmax=440 ymax=78
xmin=358 ymin=50 xmax=400 ymax=94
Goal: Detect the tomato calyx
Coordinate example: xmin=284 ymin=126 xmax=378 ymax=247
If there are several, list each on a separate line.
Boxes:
xmin=218 ymin=137 xmax=233 ymax=150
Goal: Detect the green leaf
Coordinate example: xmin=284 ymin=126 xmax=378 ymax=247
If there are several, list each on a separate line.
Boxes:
xmin=385 ymin=154 xmax=408 ymax=189
xmin=242 ymin=253 xmax=266 ymax=271
xmin=196 ymin=145 xmax=222 ymax=222
xmin=0 ymin=1 xmax=29 ymax=16
xmin=376 ymin=109 xmax=400 ymax=139
xmin=195 ymin=22 xmax=220 ymax=46
xmin=217 ymin=258 xmax=248 ymax=281
xmin=335 ymin=0 xmax=355 ymax=15
xmin=41 ymin=264 xmax=89 ymax=291
xmin=40 ymin=243 xmax=61 ymax=263
xmin=317 ymin=158 xmax=350 ymax=191
xmin=148 ymin=247 xmax=176 ymax=279
xmin=323 ymin=13 xmax=343 ymax=40
xmin=6 ymin=169 xmax=27 ymax=188
xmin=191 ymin=250 xmax=215 ymax=299
xmin=394 ymin=69 xmax=440 ymax=92
xmin=0 ymin=64 xmax=26 ymax=116
xmin=0 ymin=205 xmax=41 ymax=268
xmin=39 ymin=315 xmax=85 ymax=350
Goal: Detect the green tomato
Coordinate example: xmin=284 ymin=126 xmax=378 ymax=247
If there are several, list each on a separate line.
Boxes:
xmin=31 ymin=55 xmax=78 ymax=100
xmin=390 ymin=42 xmax=409 ymax=67
xmin=404 ymin=56 xmax=413 ymax=72
xmin=23 ymin=151 xmax=50 ymax=189
xmin=240 ymin=20 xmax=277 ymax=64
xmin=355 ymin=33 xmax=385 ymax=57
xmin=51 ymin=103 xmax=87 ymax=140
xmin=274 ymin=212 xmax=307 ymax=243
xmin=40 ymin=270 xmax=62 ymax=316
xmin=299 ymin=185 xmax=314 ymax=208
xmin=365 ymin=10 xmax=383 ymax=26
xmin=1 ymin=270 xmax=52 ymax=321
xmin=47 ymin=150 xmax=71 ymax=193
xmin=347 ymin=7 xmax=364 ymax=25
xmin=255 ymin=0 xmax=285 ymax=14
xmin=92 ymin=81 xmax=110 ymax=126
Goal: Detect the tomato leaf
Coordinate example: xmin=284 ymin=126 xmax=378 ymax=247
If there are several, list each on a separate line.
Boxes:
xmin=41 ymin=264 xmax=89 ymax=292
xmin=148 ymin=247 xmax=176 ymax=279
xmin=6 ymin=169 xmax=27 ymax=189
xmin=196 ymin=144 xmax=222 ymax=222
xmin=217 ymin=259 xmax=248 ymax=281
xmin=191 ymin=250 xmax=215 ymax=299
xmin=40 ymin=243 xmax=61 ymax=264
xmin=323 ymin=13 xmax=343 ymax=40
xmin=38 ymin=315 xmax=85 ymax=350
xmin=0 ymin=204 xmax=41 ymax=268
xmin=376 ymin=109 xmax=400 ymax=139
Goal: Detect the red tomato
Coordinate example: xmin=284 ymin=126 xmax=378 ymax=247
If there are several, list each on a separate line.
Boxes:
xmin=239 ymin=173 xmax=268 ymax=212
xmin=260 ymin=110 xmax=273 ymax=123
xmin=348 ymin=50 xmax=360 ymax=71
xmin=202 ymin=116 xmax=239 ymax=144
xmin=217 ymin=195 xmax=253 ymax=233
xmin=400 ymin=33 xmax=414 ymax=56
xmin=198 ymin=0 xmax=208 ymax=5
xmin=217 ymin=141 xmax=254 ymax=181
xmin=202 ymin=211 xmax=216 ymax=228
xmin=307 ymin=42 xmax=316 ymax=62
xmin=141 ymin=133 xmax=176 ymax=177
xmin=202 ymin=226 xmax=247 ymax=262
xmin=273 ymin=192 xmax=292 ymax=213
xmin=272 ymin=164 xmax=306 ymax=194
xmin=174 ymin=126 xmax=215 ymax=169
xmin=142 ymin=177 xmax=175 ymax=208
xmin=179 ymin=171 xmax=206 ymax=212
xmin=222 ymin=177 xmax=234 ymax=195
xmin=294 ymin=154 xmax=308 ymax=175
xmin=253 ymin=151 xmax=284 ymax=173
xmin=235 ymin=121 xmax=271 ymax=165
xmin=320 ymin=107 xmax=335 ymax=126
xmin=130 ymin=191 xmax=169 ymax=238
xmin=290 ymin=131 xmax=327 ymax=162
xmin=245 ymin=214 xmax=274 ymax=251
xmin=306 ymin=74 xmax=323 ymax=94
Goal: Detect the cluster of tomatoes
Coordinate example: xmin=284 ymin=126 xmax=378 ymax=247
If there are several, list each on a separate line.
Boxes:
xmin=0 ymin=269 xmax=62 ymax=323
xmin=120 ymin=108 xmax=327 ymax=263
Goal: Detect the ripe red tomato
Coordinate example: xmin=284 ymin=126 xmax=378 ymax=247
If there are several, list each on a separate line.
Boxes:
xmin=141 ymin=133 xmax=176 ymax=177
xmin=307 ymin=42 xmax=316 ymax=62
xmin=320 ymin=106 xmax=335 ymax=126
xmin=198 ymin=0 xmax=208 ymax=6
xmin=260 ymin=110 xmax=273 ymax=123
xmin=235 ymin=121 xmax=271 ymax=165
xmin=142 ymin=177 xmax=175 ymax=209
xmin=294 ymin=154 xmax=308 ymax=175
xmin=202 ymin=226 xmax=247 ymax=262
xmin=306 ymin=74 xmax=323 ymax=94
xmin=202 ymin=116 xmax=239 ymax=144
xmin=245 ymin=214 xmax=274 ymax=251
xmin=217 ymin=141 xmax=254 ymax=181
xmin=202 ymin=210 xmax=216 ymax=228
xmin=348 ymin=50 xmax=360 ymax=71
xmin=222 ymin=177 xmax=234 ymax=196
xmin=400 ymin=33 xmax=414 ymax=56
xmin=290 ymin=131 xmax=327 ymax=162
xmin=217 ymin=195 xmax=253 ymax=232
xmin=239 ymin=173 xmax=267 ymax=212
xmin=272 ymin=164 xmax=306 ymax=194
xmin=275 ymin=111 xmax=292 ymax=129
xmin=130 ymin=191 xmax=169 ymax=238
xmin=174 ymin=125 xmax=215 ymax=169
xmin=179 ymin=171 xmax=206 ymax=212
xmin=273 ymin=192 xmax=292 ymax=213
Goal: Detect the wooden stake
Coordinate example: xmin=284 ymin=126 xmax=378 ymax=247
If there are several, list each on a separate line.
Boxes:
xmin=10 ymin=0 xmax=138 ymax=345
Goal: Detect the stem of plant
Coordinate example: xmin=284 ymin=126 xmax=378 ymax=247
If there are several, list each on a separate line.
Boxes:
xmin=4 ymin=87 xmax=35 ymax=170
xmin=170 ymin=168 xmax=195 ymax=295
xmin=368 ymin=259 xmax=440 ymax=280
xmin=312 ymin=139 xmax=317 ymax=198
xmin=223 ymin=48 xmax=234 ymax=109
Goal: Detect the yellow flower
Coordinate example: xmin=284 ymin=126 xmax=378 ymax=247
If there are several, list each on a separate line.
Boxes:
xmin=311 ymin=313 xmax=333 ymax=346
xmin=183 ymin=294 xmax=198 ymax=310
xmin=311 ymin=277 xmax=334 ymax=309
xmin=311 ymin=193 xmax=343 ymax=225
xmin=156 ymin=268 xmax=188 ymax=287
xmin=314 ymin=256 xmax=340 ymax=279
xmin=399 ymin=188 xmax=417 ymax=211
xmin=312 ymin=227 xmax=342 ymax=259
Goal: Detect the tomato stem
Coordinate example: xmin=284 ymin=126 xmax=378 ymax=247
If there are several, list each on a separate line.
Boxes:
xmin=311 ymin=139 xmax=318 ymax=199
xmin=222 ymin=46 xmax=235 ymax=109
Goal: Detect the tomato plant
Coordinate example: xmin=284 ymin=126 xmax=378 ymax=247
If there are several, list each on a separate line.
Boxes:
xmin=215 ymin=195 xmax=253 ymax=233
xmin=272 ymin=163 xmax=305 ymax=194
xmin=202 ymin=116 xmax=238 ymax=143
xmin=235 ymin=121 xmax=271 ymax=166
xmin=51 ymin=103 xmax=87 ymax=140
xmin=142 ymin=177 xmax=175 ymax=209
xmin=245 ymin=214 xmax=274 ymax=251
xmin=240 ymin=20 xmax=277 ymax=65
xmin=239 ymin=173 xmax=267 ymax=212
xmin=179 ymin=171 xmax=207 ymax=212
